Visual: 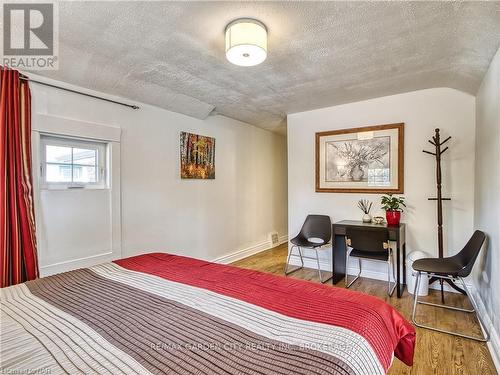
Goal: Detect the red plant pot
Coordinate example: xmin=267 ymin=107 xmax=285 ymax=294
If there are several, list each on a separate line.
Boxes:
xmin=386 ymin=210 xmax=401 ymax=226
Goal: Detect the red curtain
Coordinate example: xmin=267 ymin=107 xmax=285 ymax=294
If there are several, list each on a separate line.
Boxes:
xmin=0 ymin=67 xmax=39 ymax=287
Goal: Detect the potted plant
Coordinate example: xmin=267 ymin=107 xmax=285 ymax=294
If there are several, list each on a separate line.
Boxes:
xmin=381 ymin=194 xmax=406 ymax=226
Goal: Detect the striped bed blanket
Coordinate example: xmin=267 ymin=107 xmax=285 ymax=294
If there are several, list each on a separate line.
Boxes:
xmin=1 ymin=253 xmax=415 ymax=375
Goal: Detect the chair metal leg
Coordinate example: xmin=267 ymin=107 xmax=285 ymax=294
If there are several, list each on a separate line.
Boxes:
xmin=297 ymin=247 xmax=304 ymax=267
xmin=417 ymin=299 xmax=475 ymax=313
xmin=284 ymin=245 xmax=293 ymax=274
xmin=460 ymin=277 xmax=490 ymax=341
xmin=314 ymin=248 xmax=332 ymax=284
xmin=345 ymin=248 xmax=349 ymax=286
xmin=285 ymin=245 xmax=331 ymax=283
xmin=391 ymin=250 xmax=396 ymax=282
xmin=315 ymin=248 xmax=322 ymax=282
xmin=456 ymin=277 xmax=476 ymax=312
xmin=412 ymin=272 xmax=490 ymax=342
xmin=345 ymin=249 xmax=361 ymax=288
xmin=284 ymin=245 xmax=304 ymax=275
xmin=416 ymin=274 xmax=474 ymax=312
xmin=411 ymin=271 xmax=422 ymax=320
xmin=387 ymin=249 xmax=396 ymax=296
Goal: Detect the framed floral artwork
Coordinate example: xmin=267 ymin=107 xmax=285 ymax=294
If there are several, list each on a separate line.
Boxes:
xmin=315 ymin=123 xmax=404 ymax=193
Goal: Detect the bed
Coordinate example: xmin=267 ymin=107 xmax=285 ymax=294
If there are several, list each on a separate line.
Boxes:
xmin=1 ymin=253 xmax=415 ymax=375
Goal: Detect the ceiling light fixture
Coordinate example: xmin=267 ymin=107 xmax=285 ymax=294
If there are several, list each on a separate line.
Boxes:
xmin=225 ymin=18 xmax=267 ymax=67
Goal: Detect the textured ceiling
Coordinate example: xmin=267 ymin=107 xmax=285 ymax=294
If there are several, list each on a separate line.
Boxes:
xmin=36 ymin=1 xmax=500 ymax=132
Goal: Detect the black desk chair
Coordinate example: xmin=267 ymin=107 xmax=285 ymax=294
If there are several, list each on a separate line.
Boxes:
xmin=345 ymin=227 xmax=396 ymax=296
xmin=284 ymin=215 xmax=332 ymax=283
xmin=411 ymin=230 xmax=489 ymax=341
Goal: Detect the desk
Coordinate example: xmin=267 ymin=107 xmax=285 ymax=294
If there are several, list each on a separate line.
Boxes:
xmin=332 ymin=220 xmax=406 ymax=298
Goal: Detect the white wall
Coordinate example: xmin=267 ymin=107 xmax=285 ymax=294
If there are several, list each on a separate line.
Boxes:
xmin=31 ymin=115 xmax=122 ymax=276
xmin=287 ymin=88 xmax=476 ymax=280
xmin=29 ymin=76 xmax=287 ymax=272
xmin=474 ymin=46 xmax=500 ymax=368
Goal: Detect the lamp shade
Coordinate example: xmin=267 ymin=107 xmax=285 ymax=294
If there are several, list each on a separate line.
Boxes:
xmin=225 ymin=19 xmax=267 ymax=67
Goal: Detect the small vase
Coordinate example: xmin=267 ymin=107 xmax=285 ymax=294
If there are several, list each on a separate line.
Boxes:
xmin=386 ymin=210 xmax=401 ymax=226
xmin=362 ymin=213 xmax=372 ymax=223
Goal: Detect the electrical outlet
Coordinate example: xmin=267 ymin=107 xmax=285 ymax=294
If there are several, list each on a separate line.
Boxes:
xmin=269 ymin=232 xmax=279 ymax=247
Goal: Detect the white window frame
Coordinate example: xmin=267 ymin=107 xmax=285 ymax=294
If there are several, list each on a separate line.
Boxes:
xmin=40 ymin=134 xmax=108 ymax=190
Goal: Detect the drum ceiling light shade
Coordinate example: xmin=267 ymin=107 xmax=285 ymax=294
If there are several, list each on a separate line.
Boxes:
xmin=225 ymin=19 xmax=267 ymax=67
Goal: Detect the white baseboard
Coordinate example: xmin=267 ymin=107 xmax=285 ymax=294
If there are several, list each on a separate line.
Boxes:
xmin=278 ymin=234 xmax=288 ymax=246
xmin=213 ymin=234 xmax=288 ymax=264
xmin=469 ymin=283 xmax=500 ymax=372
xmin=39 ymin=251 xmax=117 ymax=277
xmin=41 ymin=236 xmax=288 ymax=276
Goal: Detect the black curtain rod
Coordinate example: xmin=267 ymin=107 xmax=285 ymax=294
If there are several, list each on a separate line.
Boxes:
xmin=20 ymin=76 xmax=140 ymax=110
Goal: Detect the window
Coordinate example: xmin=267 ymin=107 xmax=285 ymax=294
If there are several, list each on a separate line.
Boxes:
xmin=40 ymin=135 xmax=107 ymax=189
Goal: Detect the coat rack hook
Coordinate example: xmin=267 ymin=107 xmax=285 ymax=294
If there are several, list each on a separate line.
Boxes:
xmin=440 ymin=136 xmax=452 ymax=146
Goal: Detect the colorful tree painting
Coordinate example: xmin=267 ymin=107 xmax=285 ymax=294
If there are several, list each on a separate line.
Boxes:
xmin=180 ymin=132 xmax=215 ymax=179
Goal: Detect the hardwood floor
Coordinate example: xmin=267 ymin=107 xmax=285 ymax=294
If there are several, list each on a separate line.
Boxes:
xmin=232 ymin=243 xmax=497 ymax=375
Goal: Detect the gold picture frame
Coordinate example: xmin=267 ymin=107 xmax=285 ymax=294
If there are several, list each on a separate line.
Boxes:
xmin=315 ymin=123 xmax=404 ymax=193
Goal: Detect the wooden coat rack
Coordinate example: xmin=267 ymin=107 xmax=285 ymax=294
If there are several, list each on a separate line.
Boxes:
xmin=423 ymin=128 xmax=465 ymax=302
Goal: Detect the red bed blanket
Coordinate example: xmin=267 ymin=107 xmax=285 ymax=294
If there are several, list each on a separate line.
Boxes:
xmin=116 ymin=253 xmax=416 ymax=371
xmin=1 ymin=252 xmax=415 ymax=375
